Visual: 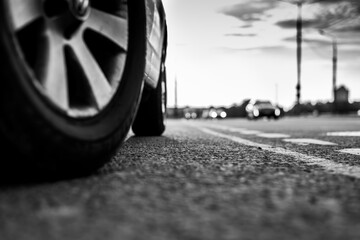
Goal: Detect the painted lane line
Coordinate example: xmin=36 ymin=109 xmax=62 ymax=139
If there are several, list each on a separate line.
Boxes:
xmin=199 ymin=127 xmax=360 ymax=179
xmin=210 ymin=125 xmax=247 ymax=132
xmin=201 ymin=127 xmax=271 ymax=149
xmin=202 ymin=124 xmax=263 ymax=135
xmin=338 ymin=149 xmax=360 ymax=156
xmin=327 ymin=131 xmax=360 ymax=137
xmin=240 ymin=130 xmax=263 ymax=135
xmin=202 ymin=124 xmax=290 ymax=138
xmin=283 ymin=138 xmax=337 ymax=146
xmin=257 ymin=133 xmax=291 ymax=138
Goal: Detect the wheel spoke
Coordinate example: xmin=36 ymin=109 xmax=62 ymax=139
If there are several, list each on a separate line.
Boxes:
xmin=42 ymin=32 xmax=69 ymax=110
xmin=111 ymin=54 xmax=126 ymax=88
xmin=70 ymin=37 xmax=112 ymax=109
xmin=85 ymin=9 xmax=128 ymax=51
xmin=8 ymin=0 xmax=42 ymax=30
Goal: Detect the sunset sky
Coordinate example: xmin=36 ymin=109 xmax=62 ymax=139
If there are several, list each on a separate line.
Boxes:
xmin=162 ymin=0 xmax=360 ymax=110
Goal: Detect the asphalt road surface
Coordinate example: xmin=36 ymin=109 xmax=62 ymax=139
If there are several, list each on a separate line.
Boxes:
xmin=1 ymin=116 xmax=360 ymax=240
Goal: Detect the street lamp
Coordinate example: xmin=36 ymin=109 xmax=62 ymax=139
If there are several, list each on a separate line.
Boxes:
xmin=295 ymin=2 xmax=302 ymax=105
xmin=279 ymin=0 xmax=324 ymax=105
xmin=174 ymin=75 xmax=179 ymax=118
xmin=319 ymin=29 xmax=338 ymax=111
xmin=279 ymin=0 xmax=304 ymax=105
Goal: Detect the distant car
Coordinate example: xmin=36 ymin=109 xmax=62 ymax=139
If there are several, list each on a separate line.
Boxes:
xmin=202 ymin=108 xmax=227 ymax=119
xmin=245 ymin=100 xmax=281 ymax=120
xmin=184 ymin=108 xmax=198 ymax=119
xmin=0 ymin=0 xmax=167 ymax=176
xmin=216 ymin=109 xmax=227 ymax=119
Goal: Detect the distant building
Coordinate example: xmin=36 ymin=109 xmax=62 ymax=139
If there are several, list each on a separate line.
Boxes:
xmin=334 ymin=85 xmax=351 ymax=113
xmin=335 ymin=85 xmax=349 ymax=104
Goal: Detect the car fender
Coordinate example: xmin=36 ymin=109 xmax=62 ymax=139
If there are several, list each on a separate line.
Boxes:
xmin=144 ymin=0 xmax=166 ymax=89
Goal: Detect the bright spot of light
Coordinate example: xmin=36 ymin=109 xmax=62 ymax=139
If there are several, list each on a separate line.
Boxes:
xmin=220 ymin=111 xmax=227 ymax=118
xmin=210 ymin=111 xmax=218 ymax=119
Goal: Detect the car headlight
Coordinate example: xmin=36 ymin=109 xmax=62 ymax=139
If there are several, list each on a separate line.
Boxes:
xmin=210 ymin=111 xmax=217 ymax=119
xmin=246 ymin=104 xmax=253 ymax=112
xmin=220 ymin=111 xmax=227 ymax=118
xmin=253 ymin=109 xmax=259 ymax=117
xmin=275 ymin=108 xmax=281 ymax=116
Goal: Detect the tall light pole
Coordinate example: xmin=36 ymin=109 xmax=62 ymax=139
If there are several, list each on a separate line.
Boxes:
xmin=279 ymin=0 xmax=303 ymax=105
xmin=279 ymin=0 xmax=323 ymax=105
xmin=319 ymin=29 xmax=338 ymax=111
xmin=295 ymin=2 xmax=302 ymax=105
xmin=174 ymin=75 xmax=178 ymax=118
xmin=275 ymin=83 xmax=279 ymax=106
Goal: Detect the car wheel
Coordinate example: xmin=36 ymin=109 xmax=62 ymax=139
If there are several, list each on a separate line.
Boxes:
xmin=132 ymin=62 xmax=167 ymax=136
xmin=0 ymin=0 xmax=146 ymax=178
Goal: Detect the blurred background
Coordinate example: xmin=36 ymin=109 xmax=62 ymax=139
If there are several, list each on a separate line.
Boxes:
xmin=162 ymin=0 xmax=360 ymax=118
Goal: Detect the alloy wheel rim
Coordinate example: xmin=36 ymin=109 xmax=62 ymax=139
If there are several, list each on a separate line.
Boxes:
xmin=6 ymin=0 xmax=129 ymax=118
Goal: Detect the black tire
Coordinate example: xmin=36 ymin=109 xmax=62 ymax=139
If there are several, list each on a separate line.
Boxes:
xmin=132 ymin=64 xmax=167 ymax=136
xmin=0 ymin=0 xmax=146 ymax=179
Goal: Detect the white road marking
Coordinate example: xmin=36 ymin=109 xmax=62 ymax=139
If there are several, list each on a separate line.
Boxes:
xmin=257 ymin=133 xmax=291 ymax=138
xmin=203 ymin=124 xmax=290 ymax=139
xmin=338 ymin=149 xmax=360 ymax=156
xmin=199 ymin=127 xmax=360 ymax=179
xmin=327 ymin=131 xmax=360 ymax=137
xmin=204 ymin=125 xmax=263 ymax=135
xmin=283 ymin=138 xmax=337 ymax=146
xmin=241 ymin=130 xmax=263 ymax=135
xmin=206 ymin=125 xmax=247 ymax=132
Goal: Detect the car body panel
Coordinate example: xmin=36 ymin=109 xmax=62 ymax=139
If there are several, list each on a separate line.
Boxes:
xmin=246 ymin=100 xmax=280 ymax=119
xmin=144 ymin=0 xmax=167 ymax=89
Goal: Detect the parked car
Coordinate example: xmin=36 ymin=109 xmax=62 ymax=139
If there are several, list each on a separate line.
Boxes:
xmin=0 ymin=0 xmax=167 ymax=176
xmin=184 ymin=108 xmax=198 ymax=120
xmin=216 ymin=108 xmax=227 ymax=119
xmin=202 ymin=108 xmax=227 ymax=119
xmin=245 ymin=100 xmax=281 ymax=120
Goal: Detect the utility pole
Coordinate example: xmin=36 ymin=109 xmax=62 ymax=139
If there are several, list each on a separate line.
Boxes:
xmin=275 ymin=83 xmax=279 ymax=106
xmin=279 ymin=0 xmax=323 ymax=105
xmin=319 ymin=29 xmax=338 ymax=112
xmin=296 ymin=2 xmax=302 ymax=105
xmin=174 ymin=76 xmax=178 ymax=118
xmin=279 ymin=0 xmax=303 ymax=105
xmin=332 ymin=37 xmax=337 ymax=106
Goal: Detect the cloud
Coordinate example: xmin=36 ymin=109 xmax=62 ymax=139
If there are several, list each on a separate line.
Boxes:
xmin=219 ymin=0 xmax=278 ymax=23
xmin=225 ymin=33 xmax=257 ymax=37
xmin=314 ymin=2 xmax=360 ymax=31
xmin=276 ymin=19 xmax=319 ymax=29
xmin=239 ymin=24 xmax=253 ymax=29
xmin=283 ymin=36 xmax=330 ymax=45
xmin=217 ymin=45 xmax=289 ymax=53
xmin=276 ymin=0 xmax=360 ymax=34
xmin=283 ymin=35 xmax=360 ymax=48
xmin=279 ymin=0 xmax=359 ymax=5
xmin=336 ymin=24 xmax=360 ymax=32
xmin=245 ymin=45 xmax=289 ymax=51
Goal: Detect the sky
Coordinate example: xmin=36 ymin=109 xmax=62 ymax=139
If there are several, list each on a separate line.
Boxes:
xmin=162 ymin=0 xmax=360 ymax=110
